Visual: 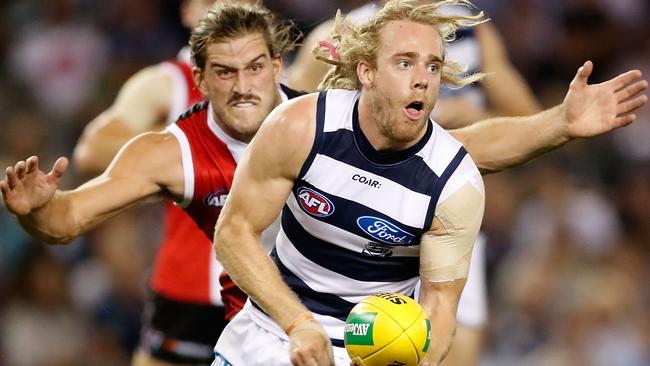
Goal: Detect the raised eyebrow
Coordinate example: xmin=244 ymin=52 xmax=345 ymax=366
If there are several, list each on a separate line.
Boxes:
xmin=427 ymin=55 xmax=444 ymax=64
xmin=246 ymin=54 xmax=267 ymax=65
xmin=209 ymin=54 xmax=268 ymax=70
xmin=392 ymin=52 xmax=418 ymax=59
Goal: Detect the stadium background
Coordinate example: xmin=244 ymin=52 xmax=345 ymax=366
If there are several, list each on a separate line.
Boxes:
xmin=0 ymin=0 xmax=648 ymax=365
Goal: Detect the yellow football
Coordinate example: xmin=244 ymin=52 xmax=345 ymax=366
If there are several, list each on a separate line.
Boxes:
xmin=344 ymin=293 xmax=431 ymax=366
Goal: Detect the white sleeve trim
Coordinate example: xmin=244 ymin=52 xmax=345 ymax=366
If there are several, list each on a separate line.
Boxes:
xmin=166 ymin=124 xmax=195 ymax=208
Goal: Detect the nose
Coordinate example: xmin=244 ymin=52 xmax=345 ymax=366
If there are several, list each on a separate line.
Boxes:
xmin=233 ymin=71 xmax=252 ymax=95
xmin=412 ymin=65 xmax=428 ymax=90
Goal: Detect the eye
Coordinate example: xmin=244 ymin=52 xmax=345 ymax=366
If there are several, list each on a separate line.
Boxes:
xmin=427 ymin=63 xmax=440 ymax=73
xmin=397 ymin=60 xmax=411 ymax=70
xmin=249 ymin=63 xmax=263 ymax=73
xmin=216 ymin=69 xmax=234 ymax=79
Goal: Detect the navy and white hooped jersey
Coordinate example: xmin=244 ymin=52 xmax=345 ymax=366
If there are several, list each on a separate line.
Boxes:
xmin=247 ymin=89 xmax=481 ymax=347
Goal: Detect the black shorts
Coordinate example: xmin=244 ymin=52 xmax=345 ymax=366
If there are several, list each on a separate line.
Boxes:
xmin=139 ymin=292 xmax=228 ymax=365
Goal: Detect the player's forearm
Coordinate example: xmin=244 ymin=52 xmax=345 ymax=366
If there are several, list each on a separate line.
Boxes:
xmin=452 ymin=105 xmax=569 ymax=174
xmin=418 ymin=284 xmax=460 ymax=365
xmin=214 ymin=221 xmax=311 ymax=330
xmin=16 ymin=191 xmax=82 ymax=244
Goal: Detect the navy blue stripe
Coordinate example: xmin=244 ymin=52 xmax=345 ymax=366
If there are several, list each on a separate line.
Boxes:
xmin=249 ymin=301 xmax=346 ymax=348
xmin=272 ymin=249 xmax=356 ymax=320
xmin=351 ymin=98 xmax=434 ymax=165
xmin=293 ymin=181 xmax=423 ymax=241
xmin=320 ymin=129 xmax=440 ymax=196
xmin=299 ymin=92 xmax=327 ymax=179
xmin=424 ymin=147 xmax=468 ymax=227
xmin=279 ymin=83 xmax=307 ymax=99
xmin=282 ymin=205 xmax=421 ymax=282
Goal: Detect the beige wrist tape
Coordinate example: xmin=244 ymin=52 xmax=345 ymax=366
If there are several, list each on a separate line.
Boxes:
xmin=420 ymin=182 xmax=485 ymax=282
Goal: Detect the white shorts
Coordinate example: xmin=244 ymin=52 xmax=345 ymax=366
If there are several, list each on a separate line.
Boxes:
xmin=415 ymin=233 xmax=488 ymax=328
xmin=213 ymin=302 xmax=351 ymax=366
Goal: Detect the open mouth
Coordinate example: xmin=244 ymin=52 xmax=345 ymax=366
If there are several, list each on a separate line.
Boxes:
xmin=404 ymin=101 xmax=425 ymax=120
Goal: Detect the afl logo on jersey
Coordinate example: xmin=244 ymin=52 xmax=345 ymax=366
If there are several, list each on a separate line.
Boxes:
xmin=297 ymin=187 xmax=335 ymax=217
xmin=357 ymin=216 xmax=415 ymax=245
xmin=204 ymin=189 xmax=228 ymax=208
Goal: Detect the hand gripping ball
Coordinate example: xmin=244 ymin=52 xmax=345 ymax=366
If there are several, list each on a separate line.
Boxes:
xmin=344 ymin=293 xmax=431 ymax=366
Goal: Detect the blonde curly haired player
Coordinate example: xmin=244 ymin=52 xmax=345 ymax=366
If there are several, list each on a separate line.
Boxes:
xmin=207 ymin=0 xmax=646 ymax=365
xmin=286 ymin=1 xmax=542 ymax=364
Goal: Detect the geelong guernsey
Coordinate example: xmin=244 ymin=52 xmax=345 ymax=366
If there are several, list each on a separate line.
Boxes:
xmin=248 ymin=89 xmax=479 ymax=347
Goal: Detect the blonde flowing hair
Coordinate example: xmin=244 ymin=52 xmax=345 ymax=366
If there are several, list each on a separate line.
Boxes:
xmin=314 ymin=0 xmax=488 ymax=90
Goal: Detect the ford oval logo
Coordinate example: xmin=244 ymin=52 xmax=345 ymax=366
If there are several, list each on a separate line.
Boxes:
xmin=297 ymin=187 xmax=335 ymax=217
xmin=356 ymin=216 xmax=415 ymax=245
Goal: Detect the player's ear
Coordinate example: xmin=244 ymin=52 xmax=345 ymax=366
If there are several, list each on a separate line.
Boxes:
xmin=357 ymin=60 xmax=374 ymax=88
xmin=192 ymin=66 xmax=209 ymax=96
xmin=272 ymin=54 xmax=283 ymax=85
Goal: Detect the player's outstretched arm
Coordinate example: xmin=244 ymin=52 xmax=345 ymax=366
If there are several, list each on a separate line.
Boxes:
xmin=418 ymin=159 xmax=485 ymax=366
xmin=451 ymin=61 xmax=648 ymax=174
xmin=1 ymin=132 xmax=181 ymax=243
xmin=214 ymin=94 xmax=334 ymax=366
xmin=73 ymin=65 xmax=174 ymax=176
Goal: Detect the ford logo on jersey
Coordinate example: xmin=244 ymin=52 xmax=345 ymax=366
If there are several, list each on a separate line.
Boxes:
xmin=357 ymin=216 xmax=415 ymax=245
xmin=297 ymin=187 xmax=335 ymax=217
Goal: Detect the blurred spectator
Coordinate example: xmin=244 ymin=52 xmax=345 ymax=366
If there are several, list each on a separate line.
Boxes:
xmin=0 ymin=246 xmax=91 ymax=366
xmin=7 ymin=0 xmax=109 ymax=119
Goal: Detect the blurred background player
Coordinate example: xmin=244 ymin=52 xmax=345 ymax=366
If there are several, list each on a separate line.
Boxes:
xmin=286 ymin=2 xmax=541 ymax=365
xmin=72 ymin=1 xmax=248 ymax=365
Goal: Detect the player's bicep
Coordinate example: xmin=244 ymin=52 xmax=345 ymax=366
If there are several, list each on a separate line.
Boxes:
xmin=98 ymin=133 xmax=176 ymax=198
xmin=420 ymin=156 xmax=485 ymax=283
xmin=221 ymin=98 xmax=316 ymax=235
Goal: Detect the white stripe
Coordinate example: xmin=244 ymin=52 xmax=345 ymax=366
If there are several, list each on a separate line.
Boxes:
xmin=438 ymin=154 xmax=483 ymax=205
xmin=244 ymin=300 xmax=350 ymax=348
xmin=276 ymin=229 xmax=419 ymax=300
xmin=159 ymin=62 xmax=189 ymax=125
xmin=417 ymin=123 xmax=463 ymax=176
xmin=286 ymin=195 xmax=420 ymax=257
xmin=209 ymin=250 xmax=224 ymax=306
xmin=323 ymin=89 xmax=358 ymax=133
xmin=303 ymin=154 xmax=431 ymax=228
xmin=166 ymin=124 xmax=194 ymax=207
